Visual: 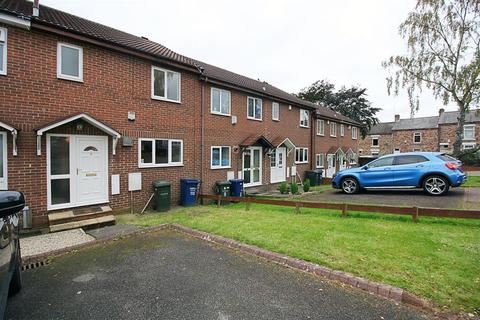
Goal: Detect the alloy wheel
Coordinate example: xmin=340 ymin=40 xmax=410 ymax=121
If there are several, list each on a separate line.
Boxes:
xmin=424 ymin=177 xmax=447 ymax=195
xmin=342 ymin=179 xmax=357 ymax=194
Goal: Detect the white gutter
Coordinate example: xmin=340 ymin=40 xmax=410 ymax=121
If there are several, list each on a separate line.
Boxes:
xmin=0 ymin=12 xmax=31 ymax=30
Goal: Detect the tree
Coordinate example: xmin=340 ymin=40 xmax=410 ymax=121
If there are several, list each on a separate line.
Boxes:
xmin=383 ymin=0 xmax=480 ymax=155
xmin=297 ymin=80 xmax=380 ymax=138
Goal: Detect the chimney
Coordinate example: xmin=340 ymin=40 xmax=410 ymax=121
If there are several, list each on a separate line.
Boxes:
xmin=394 ymin=114 xmax=400 ymax=122
xmin=439 ymin=108 xmax=445 ymax=116
xmin=32 ymin=0 xmax=39 ymax=17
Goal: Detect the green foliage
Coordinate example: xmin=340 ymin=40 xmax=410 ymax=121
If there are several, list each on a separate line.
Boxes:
xmin=457 ymin=148 xmax=480 ymax=166
xmin=290 ymin=182 xmax=299 ymax=195
xmin=303 ymin=179 xmax=311 ymax=192
xmin=278 ymin=181 xmax=289 ymax=194
xmin=297 ymin=79 xmax=380 ymax=138
xmin=383 ymin=0 xmax=480 ymax=154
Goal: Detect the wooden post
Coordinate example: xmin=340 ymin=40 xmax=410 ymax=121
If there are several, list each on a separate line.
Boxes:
xmin=412 ymin=206 xmax=418 ymax=222
xmin=341 ymin=203 xmax=348 ymax=218
xmin=295 ymin=202 xmax=300 ymax=214
xmin=217 ymin=195 xmax=221 ymax=208
xmin=246 ymin=197 xmax=251 ymax=211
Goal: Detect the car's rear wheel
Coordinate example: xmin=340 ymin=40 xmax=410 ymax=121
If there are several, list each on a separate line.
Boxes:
xmin=9 ymin=244 xmax=22 ymax=296
xmin=423 ymin=175 xmax=449 ymax=196
xmin=341 ymin=177 xmax=359 ymax=194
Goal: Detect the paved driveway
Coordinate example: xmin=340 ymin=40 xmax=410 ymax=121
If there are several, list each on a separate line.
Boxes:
xmin=302 ymin=187 xmax=480 ymax=209
xmin=7 ymin=230 xmax=429 ymax=320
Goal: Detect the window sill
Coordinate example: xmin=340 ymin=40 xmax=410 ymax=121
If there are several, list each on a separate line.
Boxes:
xmin=211 ymin=112 xmax=231 ymax=117
xmin=330 ymin=135 xmax=337 ymax=138
xmin=272 ymin=119 xmax=280 ymax=122
xmin=0 ymin=71 xmax=6 ymax=76
xmin=211 ymin=166 xmax=231 ymax=170
xmin=317 ymin=133 xmax=325 ymax=136
xmin=295 ymin=162 xmax=309 ymax=165
xmin=57 ymin=75 xmax=84 ymax=83
xmin=247 ymin=117 xmax=263 ymax=122
xmin=300 ymin=125 xmax=309 ymax=129
xmin=151 ymin=96 xmax=182 ymax=104
xmin=139 ymin=163 xmax=184 ymax=168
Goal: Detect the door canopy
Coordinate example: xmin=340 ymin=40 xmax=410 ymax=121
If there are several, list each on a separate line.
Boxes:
xmin=35 ymin=113 xmax=121 ymax=155
xmin=239 ymin=134 xmax=273 ymax=149
xmin=271 ymin=137 xmax=296 ymax=150
xmin=0 ymin=120 xmax=19 ymax=156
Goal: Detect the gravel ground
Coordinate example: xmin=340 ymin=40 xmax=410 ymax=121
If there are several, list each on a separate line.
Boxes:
xmin=20 ymin=229 xmax=95 ymax=258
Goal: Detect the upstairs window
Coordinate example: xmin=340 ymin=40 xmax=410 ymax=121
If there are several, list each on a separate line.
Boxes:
xmin=139 ymin=138 xmax=183 ymax=168
xmin=152 ymin=66 xmax=181 ymax=102
xmin=295 ymin=148 xmax=308 ymax=164
xmin=272 ymin=102 xmax=280 ymax=121
xmin=211 ymin=146 xmax=231 ymax=169
xmin=340 ymin=124 xmax=345 ymax=136
xmin=371 ymin=135 xmax=379 ymax=146
xmin=413 ymin=132 xmax=422 ymax=143
xmin=300 ymin=109 xmax=309 ymax=128
xmin=57 ymin=43 xmax=83 ymax=82
xmin=330 ymin=122 xmax=337 ymax=137
xmin=352 ymin=127 xmax=358 ymax=139
xmin=247 ymin=97 xmax=262 ymax=120
xmin=211 ymin=88 xmax=231 ymax=116
xmin=0 ymin=28 xmax=7 ymax=75
xmin=317 ymin=119 xmax=325 ymax=136
xmin=463 ymin=125 xmax=475 ymax=140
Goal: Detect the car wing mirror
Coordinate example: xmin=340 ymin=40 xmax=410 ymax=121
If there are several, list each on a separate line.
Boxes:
xmin=0 ymin=191 xmax=25 ymax=218
xmin=361 ymin=165 xmax=369 ymax=170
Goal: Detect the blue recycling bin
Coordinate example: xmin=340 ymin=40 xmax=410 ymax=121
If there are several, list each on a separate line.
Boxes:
xmin=180 ymin=179 xmax=199 ymax=207
xmin=229 ymin=179 xmax=244 ymax=197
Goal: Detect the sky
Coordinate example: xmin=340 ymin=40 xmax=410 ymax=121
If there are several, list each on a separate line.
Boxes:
xmin=41 ymin=0 xmax=459 ymax=122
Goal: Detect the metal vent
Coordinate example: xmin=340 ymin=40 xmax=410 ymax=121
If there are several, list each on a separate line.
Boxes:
xmin=22 ymin=260 xmax=50 ymax=271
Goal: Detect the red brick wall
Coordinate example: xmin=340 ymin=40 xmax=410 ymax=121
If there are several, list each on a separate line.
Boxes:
xmin=359 ymin=134 xmax=394 ymax=156
xmin=392 ymin=129 xmax=439 ymax=152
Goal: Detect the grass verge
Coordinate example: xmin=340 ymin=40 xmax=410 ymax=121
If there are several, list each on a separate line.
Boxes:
xmin=117 ymin=203 xmax=480 ymax=313
xmin=464 ymin=176 xmax=480 ymax=187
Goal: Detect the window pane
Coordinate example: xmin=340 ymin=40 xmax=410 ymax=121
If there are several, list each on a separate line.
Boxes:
xmin=0 ymin=44 xmax=4 ymax=72
xmin=155 ymin=140 xmax=168 ymax=164
xmin=255 ymin=99 xmax=261 ymax=119
xmin=50 ymin=136 xmax=70 ymax=175
xmin=61 ymin=45 xmax=80 ymax=77
xmin=243 ymin=170 xmax=251 ymax=183
xmin=171 ymin=141 xmax=181 ymax=163
xmin=153 ymin=69 xmax=165 ymax=97
xmin=141 ymin=140 xmax=153 ymax=164
xmin=278 ymin=152 xmax=283 ymax=166
xmin=221 ymin=147 xmax=229 ymax=166
xmin=167 ymin=71 xmax=180 ymax=101
xmin=51 ymin=178 xmax=70 ymax=205
xmin=212 ymin=148 xmax=220 ymax=166
xmin=253 ymin=169 xmax=260 ymax=182
xmin=212 ymin=89 xmax=220 ymax=112
xmin=271 ymin=149 xmax=277 ymax=167
xmin=369 ymin=157 xmax=394 ymax=168
xmin=221 ymin=91 xmax=230 ymax=114
xmin=0 ymin=134 xmax=3 ymax=178
xmin=253 ymin=149 xmax=260 ymax=167
xmin=248 ymin=98 xmax=254 ymax=117
xmin=244 ymin=153 xmax=251 ymax=169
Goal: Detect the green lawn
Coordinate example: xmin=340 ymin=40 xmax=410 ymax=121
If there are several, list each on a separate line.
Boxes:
xmin=464 ymin=176 xmax=480 ymax=187
xmin=117 ymin=204 xmax=480 ymax=313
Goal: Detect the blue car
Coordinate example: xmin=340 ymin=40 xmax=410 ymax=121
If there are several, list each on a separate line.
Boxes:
xmin=332 ymin=152 xmax=466 ymax=196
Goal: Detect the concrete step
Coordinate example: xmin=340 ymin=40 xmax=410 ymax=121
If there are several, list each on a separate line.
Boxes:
xmin=49 ymin=215 xmax=116 ymax=233
xmin=48 ymin=205 xmax=112 ymax=224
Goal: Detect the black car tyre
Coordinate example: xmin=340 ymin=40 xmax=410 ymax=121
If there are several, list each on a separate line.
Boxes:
xmin=423 ymin=175 xmax=449 ymax=196
xmin=9 ymin=246 xmax=22 ymax=296
xmin=341 ymin=177 xmax=359 ymax=194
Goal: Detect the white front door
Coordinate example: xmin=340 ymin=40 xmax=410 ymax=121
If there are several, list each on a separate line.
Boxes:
xmin=270 ymin=147 xmax=286 ymax=183
xmin=243 ymin=147 xmax=262 ymax=187
xmin=338 ymin=153 xmax=347 ymax=172
xmin=47 ymin=134 xmax=108 ymax=210
xmin=326 ymin=154 xmax=336 ymax=178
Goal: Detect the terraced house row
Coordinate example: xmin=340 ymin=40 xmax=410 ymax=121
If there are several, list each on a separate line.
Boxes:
xmin=0 ymin=0 xmax=360 ymax=228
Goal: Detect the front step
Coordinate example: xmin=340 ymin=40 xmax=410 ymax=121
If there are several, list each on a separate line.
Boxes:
xmin=48 ymin=205 xmax=115 ymax=232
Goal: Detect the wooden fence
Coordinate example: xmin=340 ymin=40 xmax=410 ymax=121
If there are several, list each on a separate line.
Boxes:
xmin=198 ymin=194 xmax=480 ymax=221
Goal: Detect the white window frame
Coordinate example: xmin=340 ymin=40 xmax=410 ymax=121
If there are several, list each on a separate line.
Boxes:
xmin=330 ymin=122 xmax=337 ymax=137
xmin=272 ymin=102 xmax=280 ymax=121
xmin=352 ymin=127 xmax=358 ymax=140
xmin=138 ymin=138 xmax=183 ymax=168
xmin=247 ymin=96 xmax=262 ymax=121
xmin=413 ymin=132 xmax=422 ymax=144
xmin=0 ymin=27 xmax=7 ymax=76
xmin=463 ymin=124 xmax=475 ymax=140
xmin=300 ymin=109 xmax=310 ymax=128
xmin=211 ymin=146 xmax=231 ymax=169
xmin=295 ymin=148 xmax=309 ymax=164
xmin=0 ymin=132 xmax=7 ymax=190
xmin=371 ymin=135 xmax=379 ymax=147
xmin=315 ymin=153 xmax=325 ymax=168
xmin=210 ymin=87 xmax=231 ymax=116
xmin=151 ymin=66 xmax=182 ymax=103
xmin=317 ymin=119 xmax=325 ymax=136
xmin=462 ymin=142 xmax=476 ymax=150
xmin=340 ymin=124 xmax=345 ymax=136
xmin=57 ymin=42 xmax=83 ymax=82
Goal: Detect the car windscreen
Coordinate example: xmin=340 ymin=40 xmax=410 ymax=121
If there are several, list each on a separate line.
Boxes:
xmin=436 ymin=154 xmax=458 ymax=162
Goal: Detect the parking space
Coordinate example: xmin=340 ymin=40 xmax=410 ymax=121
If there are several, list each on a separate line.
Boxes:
xmin=301 ymin=186 xmax=480 ymax=209
xmin=7 ymin=230 xmax=429 ymax=320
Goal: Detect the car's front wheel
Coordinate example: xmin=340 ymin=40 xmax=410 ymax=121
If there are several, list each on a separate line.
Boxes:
xmin=341 ymin=177 xmax=359 ymax=194
xmin=423 ymin=175 xmax=449 ymax=196
xmin=9 ymin=244 xmax=22 ymax=296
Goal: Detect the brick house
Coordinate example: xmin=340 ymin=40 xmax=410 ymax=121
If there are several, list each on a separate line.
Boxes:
xmin=359 ymin=109 xmax=480 ymax=162
xmin=0 ymin=1 xmax=360 ymax=229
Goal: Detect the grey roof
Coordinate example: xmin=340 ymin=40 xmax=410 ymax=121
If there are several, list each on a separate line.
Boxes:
xmin=368 ymin=122 xmax=394 ymax=135
xmin=438 ymin=110 xmax=480 ymax=124
xmin=392 ymin=116 xmax=439 ymax=130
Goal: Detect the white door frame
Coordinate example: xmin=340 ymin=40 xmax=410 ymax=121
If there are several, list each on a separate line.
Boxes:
xmin=0 ymin=132 xmax=7 ymax=190
xmin=270 ymin=147 xmax=286 ymax=183
xmin=326 ymin=154 xmax=336 ymax=178
xmin=46 ymin=134 xmax=109 ymax=210
xmin=243 ymin=146 xmax=263 ymax=187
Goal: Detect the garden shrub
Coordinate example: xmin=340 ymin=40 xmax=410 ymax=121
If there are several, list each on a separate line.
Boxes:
xmin=457 ymin=148 xmax=480 ymax=166
xmin=290 ymin=182 xmax=299 ymax=195
xmin=303 ymin=179 xmax=311 ymax=192
xmin=279 ymin=182 xmax=289 ymax=194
